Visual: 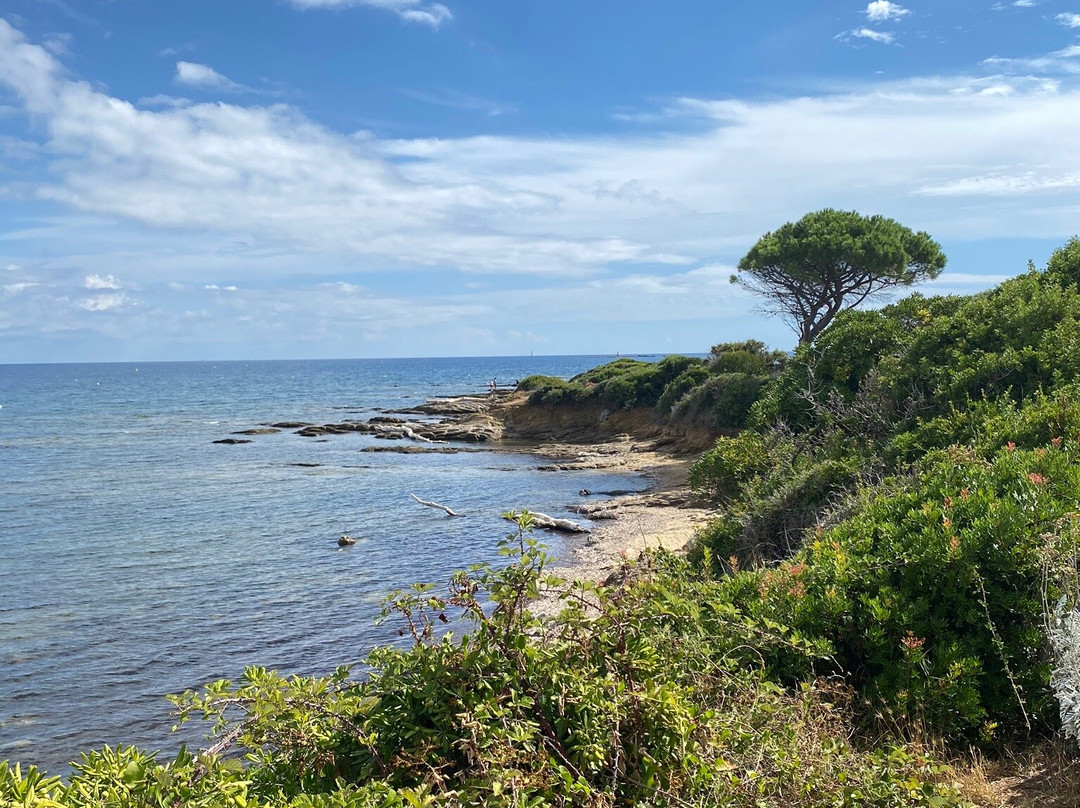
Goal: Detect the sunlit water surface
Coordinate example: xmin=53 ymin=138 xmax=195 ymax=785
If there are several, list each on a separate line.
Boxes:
xmin=0 ymin=356 xmax=659 ymax=773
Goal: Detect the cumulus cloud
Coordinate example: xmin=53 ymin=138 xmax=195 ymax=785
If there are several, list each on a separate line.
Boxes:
xmin=865 ymin=2 xmax=910 ymax=22
xmin=4 ymin=19 xmax=1080 ymax=278
xmin=287 ymin=0 xmax=451 ymax=28
xmin=42 ymin=32 xmax=74 ymax=56
xmin=175 ymin=61 xmax=249 ymax=93
xmin=1058 ymin=12 xmax=1080 ymax=27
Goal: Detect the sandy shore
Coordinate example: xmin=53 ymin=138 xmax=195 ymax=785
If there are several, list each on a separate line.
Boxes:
xmin=518 ymin=435 xmax=713 ymax=585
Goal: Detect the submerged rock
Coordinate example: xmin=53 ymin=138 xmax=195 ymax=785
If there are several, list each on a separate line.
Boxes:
xmin=213 ymin=438 xmax=252 ymax=445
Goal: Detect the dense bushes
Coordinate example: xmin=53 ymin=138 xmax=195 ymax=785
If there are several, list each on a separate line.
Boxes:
xmin=0 ymin=519 xmax=967 ymax=807
xmin=520 ymin=342 xmax=785 ymax=431
xmin=754 ymin=261 xmax=1080 ymax=436
xmin=687 ymin=242 xmax=1080 ymax=749
xmin=725 ymin=443 xmax=1080 ymax=745
xmin=695 ymin=251 xmax=1080 ymax=571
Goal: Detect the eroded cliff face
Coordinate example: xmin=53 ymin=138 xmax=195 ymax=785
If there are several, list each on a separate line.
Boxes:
xmin=493 ymin=394 xmax=717 ymax=453
xmin=220 ymin=392 xmax=719 ymax=452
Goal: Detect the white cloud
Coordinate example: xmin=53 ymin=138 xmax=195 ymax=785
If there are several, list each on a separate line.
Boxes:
xmin=4 ymin=17 xmax=1080 ymax=355
xmin=287 ymin=0 xmax=451 ymax=28
xmin=175 ymin=61 xmax=248 ymax=93
xmin=401 ymin=88 xmax=515 ymax=117
xmin=982 ymin=45 xmax=1080 ymax=75
xmin=79 ymin=292 xmax=127 ymax=311
xmin=865 ymin=2 xmax=910 ymax=22
xmin=138 ymin=94 xmax=194 ymax=108
xmin=2 ymin=281 xmax=38 ymax=295
xmin=840 ymin=28 xmax=895 ymax=44
xmin=84 ymin=273 xmax=121 ymax=289
xmin=919 ymin=171 xmax=1080 ymax=197
xmin=1058 ymin=12 xmax=1080 ymax=27
xmin=42 ymin=32 xmax=73 ymax=56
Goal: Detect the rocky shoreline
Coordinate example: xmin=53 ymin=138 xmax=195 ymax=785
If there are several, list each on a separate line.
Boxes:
xmin=216 ymin=390 xmax=713 ymax=583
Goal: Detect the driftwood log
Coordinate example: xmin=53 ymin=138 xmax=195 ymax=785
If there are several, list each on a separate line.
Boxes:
xmin=410 ymin=494 xmax=465 ymax=517
xmin=504 ymin=511 xmax=590 ymax=534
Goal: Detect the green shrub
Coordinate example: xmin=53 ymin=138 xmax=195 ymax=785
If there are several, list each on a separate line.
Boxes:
xmin=872 ymin=271 xmax=1080 ymax=418
xmin=726 ymin=442 xmax=1080 ymax=746
xmin=571 ymin=357 xmax=649 ymax=385
xmin=731 ymin=455 xmax=863 ymax=565
xmin=516 ymin=374 xmax=565 ymax=392
xmin=887 ymin=386 xmax=1080 ymax=464
xmin=672 ymin=373 xmax=767 ymax=431
xmin=591 ymin=354 xmax=707 ymax=410
xmin=688 ymin=432 xmax=778 ymax=504
xmin=708 ymin=340 xmax=787 ymax=376
xmin=519 ymin=376 xmax=588 ymax=406
xmin=655 ymin=365 xmax=711 ymax=414
xmin=1047 ymin=235 xmax=1080 ymax=287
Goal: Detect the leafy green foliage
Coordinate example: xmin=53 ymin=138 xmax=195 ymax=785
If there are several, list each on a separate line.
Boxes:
xmin=671 ymin=373 xmax=767 ymax=431
xmin=1047 ymin=236 xmax=1080 ymax=287
xmin=688 ymin=433 xmax=777 ymax=504
xmin=708 ymin=340 xmax=787 ymax=376
xmin=522 ymin=345 xmax=784 ymax=434
xmin=723 ymin=442 xmax=1080 ymax=746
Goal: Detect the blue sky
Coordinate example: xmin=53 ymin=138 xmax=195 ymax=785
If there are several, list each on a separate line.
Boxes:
xmin=1 ymin=0 xmax=1079 ymax=362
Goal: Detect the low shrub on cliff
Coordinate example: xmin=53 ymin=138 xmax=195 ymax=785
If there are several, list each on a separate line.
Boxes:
xmin=708 ymin=340 xmax=788 ymax=377
xmin=670 ymin=373 xmax=768 ymax=430
xmin=523 ymin=344 xmax=783 ymax=430
xmin=517 ymin=374 xmax=588 ymax=406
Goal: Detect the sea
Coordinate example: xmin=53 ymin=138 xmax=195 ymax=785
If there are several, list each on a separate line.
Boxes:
xmin=0 ymin=356 xmax=660 ymax=774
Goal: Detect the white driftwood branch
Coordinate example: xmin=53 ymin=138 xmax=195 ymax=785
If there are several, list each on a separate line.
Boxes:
xmin=411 ymin=493 xmax=465 ymax=517
xmin=402 ymin=426 xmax=438 ymax=444
xmin=505 ymin=511 xmax=590 ymax=534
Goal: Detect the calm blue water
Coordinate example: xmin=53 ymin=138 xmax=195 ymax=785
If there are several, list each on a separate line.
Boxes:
xmin=0 ymin=356 xmax=659 ymax=773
